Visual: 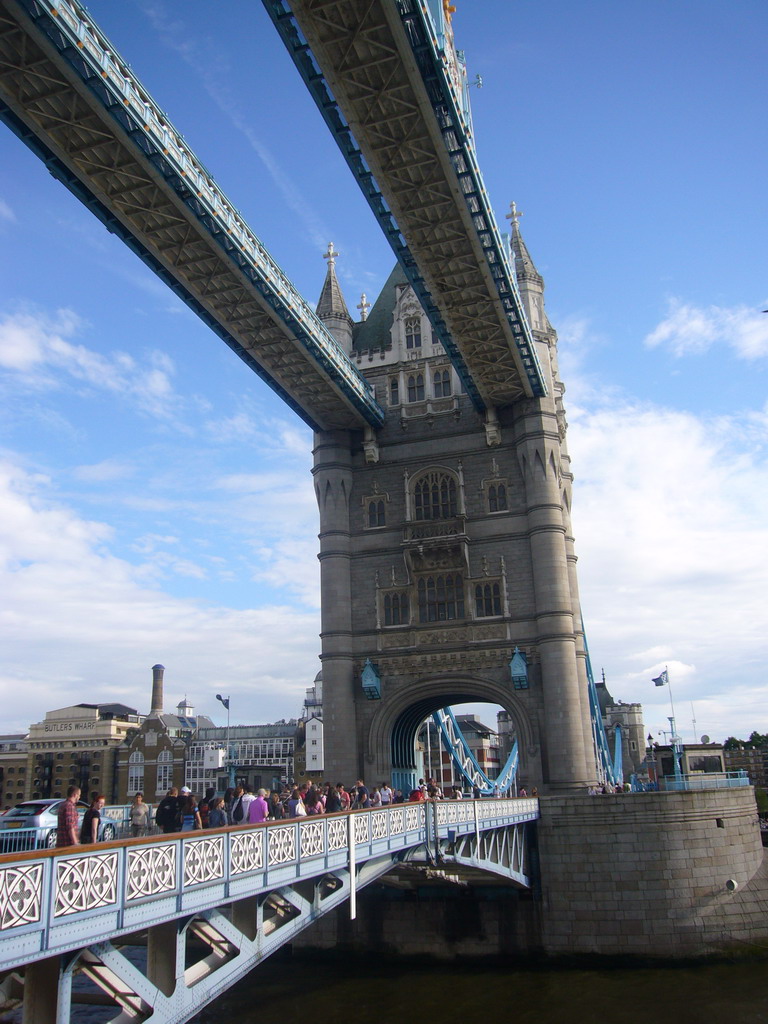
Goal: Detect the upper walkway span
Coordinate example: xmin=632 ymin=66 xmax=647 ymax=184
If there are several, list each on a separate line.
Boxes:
xmin=0 ymin=798 xmax=538 ymax=1023
xmin=266 ymin=0 xmax=548 ymax=411
xmin=0 ymin=0 xmax=383 ymax=433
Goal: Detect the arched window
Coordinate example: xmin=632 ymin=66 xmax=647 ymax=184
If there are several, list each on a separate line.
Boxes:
xmin=433 ymin=369 xmax=451 ymax=398
xmin=127 ymin=750 xmax=144 ymax=796
xmin=407 ymin=373 xmax=425 ymax=402
xmin=414 ymin=471 xmax=457 ymax=520
xmin=390 ymin=378 xmax=399 ymax=406
xmin=384 ymin=592 xmax=409 ymax=626
xmin=418 ymin=574 xmax=465 ymax=622
xmin=475 ymin=582 xmax=502 ymax=617
xmin=156 ymin=749 xmax=173 ymax=793
xmin=405 ymin=317 xmax=422 ymax=349
xmin=368 ymin=500 xmax=385 ymax=528
xmin=488 ymin=483 xmax=508 ymax=512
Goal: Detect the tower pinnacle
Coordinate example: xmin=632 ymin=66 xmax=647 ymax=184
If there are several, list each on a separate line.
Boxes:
xmin=317 ymin=241 xmax=353 ymax=351
xmin=506 ymin=201 xmax=546 ymax=332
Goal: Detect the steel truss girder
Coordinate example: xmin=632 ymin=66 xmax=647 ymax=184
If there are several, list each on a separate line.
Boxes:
xmin=18 ymin=857 xmax=394 ymax=1024
xmin=433 ymin=707 xmax=519 ymax=795
xmin=449 ymin=822 xmax=530 ymax=886
xmin=268 ymin=0 xmax=548 ymax=409
xmin=0 ymin=0 xmax=384 ymax=431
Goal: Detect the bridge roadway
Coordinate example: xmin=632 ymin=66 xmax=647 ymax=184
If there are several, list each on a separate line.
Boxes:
xmin=0 ymin=798 xmax=538 ymax=1023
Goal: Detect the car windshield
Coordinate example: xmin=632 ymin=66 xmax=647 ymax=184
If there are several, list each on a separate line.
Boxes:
xmin=3 ymin=804 xmax=54 ymax=820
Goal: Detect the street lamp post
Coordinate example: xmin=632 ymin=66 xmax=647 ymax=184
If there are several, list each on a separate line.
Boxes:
xmin=216 ymin=694 xmax=235 ymax=787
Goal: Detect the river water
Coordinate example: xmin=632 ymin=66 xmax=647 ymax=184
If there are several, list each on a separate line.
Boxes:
xmin=191 ymin=952 xmax=768 ymax=1024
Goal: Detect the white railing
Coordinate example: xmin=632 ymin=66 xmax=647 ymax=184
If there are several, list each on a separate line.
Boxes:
xmin=0 ymin=798 xmax=537 ymax=970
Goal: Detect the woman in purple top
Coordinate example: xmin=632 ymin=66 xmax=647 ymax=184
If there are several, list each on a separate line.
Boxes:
xmin=248 ymin=788 xmax=269 ymax=824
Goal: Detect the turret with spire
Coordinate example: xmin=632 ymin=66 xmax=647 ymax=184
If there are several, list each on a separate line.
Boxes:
xmin=316 ymin=242 xmax=354 ymax=353
xmin=506 ymin=201 xmax=548 ymax=335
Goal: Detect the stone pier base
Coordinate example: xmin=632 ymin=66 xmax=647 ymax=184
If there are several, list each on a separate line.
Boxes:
xmin=296 ymin=789 xmax=768 ymax=961
xmin=536 ymin=788 xmax=768 ymax=957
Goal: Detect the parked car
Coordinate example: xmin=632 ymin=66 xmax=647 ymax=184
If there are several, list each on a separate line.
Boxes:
xmin=0 ymin=799 xmax=116 ymax=851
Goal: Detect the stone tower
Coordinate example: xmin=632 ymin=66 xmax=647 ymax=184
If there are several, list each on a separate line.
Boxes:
xmin=313 ymin=224 xmax=596 ymax=793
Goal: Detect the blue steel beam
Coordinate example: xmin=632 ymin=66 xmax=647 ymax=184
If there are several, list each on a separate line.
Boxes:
xmin=0 ymin=0 xmax=384 ymax=432
xmin=264 ymin=0 xmax=548 ymax=406
xmin=263 ymin=0 xmax=486 ymax=414
xmin=433 ymin=707 xmax=519 ymax=795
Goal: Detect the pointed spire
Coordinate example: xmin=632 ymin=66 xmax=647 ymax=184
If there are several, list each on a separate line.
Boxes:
xmin=357 ymin=293 xmax=371 ymax=321
xmin=506 ymin=202 xmax=542 ymax=289
xmin=316 ymin=242 xmax=353 ymax=351
xmin=317 ymin=242 xmax=351 ymax=319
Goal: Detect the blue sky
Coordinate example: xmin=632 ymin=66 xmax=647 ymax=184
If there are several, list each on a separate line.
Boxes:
xmin=1 ymin=0 xmax=766 ymax=746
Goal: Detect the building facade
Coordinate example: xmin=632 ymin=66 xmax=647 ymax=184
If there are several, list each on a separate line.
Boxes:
xmin=26 ymin=703 xmax=141 ymax=803
xmin=115 ymin=667 xmax=213 ymax=803
xmin=312 ymin=222 xmax=598 ymax=792
xmin=186 ymin=723 xmax=296 ymax=795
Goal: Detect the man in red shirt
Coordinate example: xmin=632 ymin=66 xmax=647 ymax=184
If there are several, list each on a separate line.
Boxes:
xmin=57 ymin=786 xmax=81 ymax=847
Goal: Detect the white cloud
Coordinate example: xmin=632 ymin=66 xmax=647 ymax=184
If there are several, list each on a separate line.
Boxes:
xmin=645 ymin=299 xmax=768 ymax=359
xmin=73 ymin=459 xmax=135 ymax=483
xmin=0 ymin=309 xmax=184 ymax=420
xmin=0 ymin=458 xmax=318 ymax=733
xmin=0 ymin=198 xmax=16 ymax=223
xmin=567 ymin=394 xmax=768 ymax=740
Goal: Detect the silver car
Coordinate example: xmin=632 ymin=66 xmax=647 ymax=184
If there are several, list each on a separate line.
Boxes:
xmin=0 ymin=799 xmax=116 ymax=851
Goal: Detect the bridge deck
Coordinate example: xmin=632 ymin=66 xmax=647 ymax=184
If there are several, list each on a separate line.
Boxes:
xmin=0 ymin=799 xmax=538 ymax=972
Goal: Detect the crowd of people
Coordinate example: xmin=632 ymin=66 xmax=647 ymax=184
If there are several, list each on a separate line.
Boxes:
xmin=148 ymin=777 xmax=477 ymax=833
xmin=54 ymin=776 xmax=533 ymax=846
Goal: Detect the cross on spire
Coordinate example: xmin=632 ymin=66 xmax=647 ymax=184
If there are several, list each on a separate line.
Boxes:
xmin=357 ymin=293 xmax=371 ymax=321
xmin=323 ymin=242 xmax=339 ymax=268
xmin=506 ymin=201 xmax=523 ymax=227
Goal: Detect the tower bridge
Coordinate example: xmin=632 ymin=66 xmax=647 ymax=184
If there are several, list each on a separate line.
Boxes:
xmin=1 ymin=0 xmax=768 ymax=1011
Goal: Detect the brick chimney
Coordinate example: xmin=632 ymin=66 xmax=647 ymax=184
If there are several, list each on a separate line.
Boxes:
xmin=150 ymin=664 xmax=165 ymax=716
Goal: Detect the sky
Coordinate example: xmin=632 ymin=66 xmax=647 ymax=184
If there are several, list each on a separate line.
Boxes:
xmin=0 ymin=0 xmax=766 ymax=747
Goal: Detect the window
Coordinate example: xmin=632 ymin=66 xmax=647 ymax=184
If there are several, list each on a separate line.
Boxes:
xmin=405 ymin=317 xmax=422 ymax=349
xmin=475 ymin=582 xmax=502 ymax=617
xmin=414 ymin=471 xmax=457 ymax=520
xmin=127 ymin=750 xmax=144 ymax=796
xmin=384 ymin=592 xmax=409 ymax=626
xmin=407 ymin=373 xmax=425 ymax=402
xmin=418 ymin=574 xmax=464 ymax=622
xmin=156 ymin=749 xmax=173 ymax=793
xmin=433 ymin=369 xmax=451 ymax=398
xmin=390 ymin=378 xmax=399 ymax=405
xmin=488 ymin=483 xmax=508 ymax=512
xmin=368 ymin=500 xmax=385 ymax=528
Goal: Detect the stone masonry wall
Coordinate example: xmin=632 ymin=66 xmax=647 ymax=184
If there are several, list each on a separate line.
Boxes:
xmin=536 ymin=789 xmax=768 ymax=957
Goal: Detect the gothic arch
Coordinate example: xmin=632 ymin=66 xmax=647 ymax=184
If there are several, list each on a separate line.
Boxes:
xmin=364 ymin=672 xmax=536 ymax=778
xmin=408 ymin=465 xmax=461 ymax=521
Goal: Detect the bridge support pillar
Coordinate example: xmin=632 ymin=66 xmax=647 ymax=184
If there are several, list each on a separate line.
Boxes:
xmin=146 ymin=921 xmax=179 ymax=997
xmin=231 ymin=895 xmax=260 ymax=941
xmin=21 ymin=955 xmax=60 ymax=1024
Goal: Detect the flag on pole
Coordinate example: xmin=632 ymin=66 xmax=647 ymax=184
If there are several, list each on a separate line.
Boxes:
xmin=216 ymin=694 xmax=230 ymax=710
xmin=652 ymin=670 xmax=669 ymax=687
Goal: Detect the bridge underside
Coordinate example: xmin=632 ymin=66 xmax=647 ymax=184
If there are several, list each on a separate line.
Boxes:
xmin=285 ymin=0 xmax=545 ymax=408
xmin=0 ymin=0 xmax=380 ymax=431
